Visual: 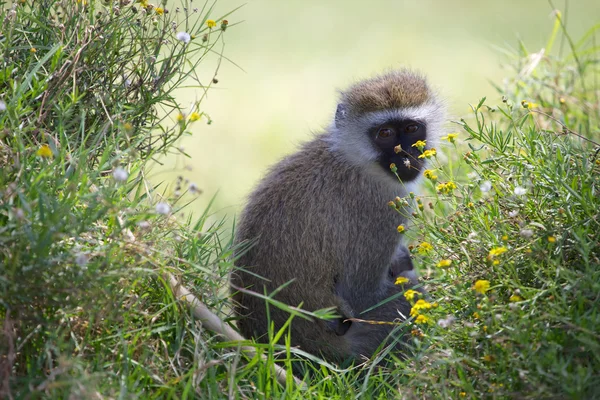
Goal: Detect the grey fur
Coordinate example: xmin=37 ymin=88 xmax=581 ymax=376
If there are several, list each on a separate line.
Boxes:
xmin=231 ymin=70 xmax=445 ymax=363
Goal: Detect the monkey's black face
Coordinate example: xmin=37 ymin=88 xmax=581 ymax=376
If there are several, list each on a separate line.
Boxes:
xmin=368 ymin=119 xmax=428 ymax=181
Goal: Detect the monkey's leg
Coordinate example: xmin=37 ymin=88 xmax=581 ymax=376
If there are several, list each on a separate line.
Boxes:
xmin=342 ymin=282 xmax=412 ymax=360
xmin=388 ymin=244 xmax=427 ymax=295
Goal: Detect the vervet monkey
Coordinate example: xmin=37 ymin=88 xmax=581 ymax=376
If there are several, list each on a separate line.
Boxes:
xmin=231 ymin=70 xmax=445 ymax=362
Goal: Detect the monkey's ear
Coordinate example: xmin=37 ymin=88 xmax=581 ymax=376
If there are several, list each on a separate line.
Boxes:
xmin=335 ymin=103 xmax=347 ymax=128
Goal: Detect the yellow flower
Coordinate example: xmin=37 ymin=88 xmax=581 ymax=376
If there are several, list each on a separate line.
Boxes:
xmin=488 ymin=246 xmax=507 ymax=258
xmin=436 ymin=259 xmax=452 ymax=268
xmin=509 ymin=294 xmax=523 ymax=302
xmin=436 ymin=181 xmax=456 ymax=195
xmin=397 ymin=224 xmax=405 ymax=233
xmin=502 ymin=235 xmax=508 ymax=241
xmin=155 ymin=7 xmax=164 ymax=15
xmin=441 ymin=133 xmax=458 ymax=143
xmin=467 ymin=202 xmax=474 ymax=208
xmin=30 ymin=48 xmax=37 ymax=53
xmin=459 ymin=392 xmax=466 ymax=397
xmin=410 ymin=299 xmax=432 ymax=316
xmin=472 ymin=311 xmax=480 ymax=319
xmin=207 ymin=19 xmax=217 ymax=28
xmin=547 ymin=236 xmax=556 ymax=243
xmin=395 ymin=276 xmax=409 ymax=285
xmin=418 ymin=148 xmax=437 ymax=159
xmin=415 ymin=314 xmax=430 ymax=324
xmin=423 ymin=169 xmax=438 ymax=180
xmin=189 ymin=112 xmax=201 ymax=121
xmin=36 ymin=144 xmax=53 ymax=158
xmin=417 ymin=242 xmax=433 ymax=254
xmin=404 ymin=289 xmax=420 ymax=301
xmin=473 ymin=280 xmax=490 ymax=294
xmin=411 ymin=140 xmax=427 ymax=150
xmin=521 ymin=100 xmax=539 ymax=109
xmin=176 ymin=113 xmax=185 ymax=122
xmin=411 ymin=328 xmax=423 ymax=337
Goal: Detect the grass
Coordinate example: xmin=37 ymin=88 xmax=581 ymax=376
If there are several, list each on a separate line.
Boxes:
xmin=1 ymin=2 xmax=599 ymax=399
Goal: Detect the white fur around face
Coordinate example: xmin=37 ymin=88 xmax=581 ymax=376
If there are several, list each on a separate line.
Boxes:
xmin=326 ymin=100 xmax=446 ymax=173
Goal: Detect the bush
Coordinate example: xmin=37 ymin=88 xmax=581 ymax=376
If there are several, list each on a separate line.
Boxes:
xmin=391 ymin=13 xmax=600 ymax=398
xmin=0 ymin=1 xmax=237 ymax=397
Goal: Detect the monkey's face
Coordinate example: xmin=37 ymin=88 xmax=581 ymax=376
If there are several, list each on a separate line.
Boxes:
xmin=369 ymin=119 xmax=427 ymax=181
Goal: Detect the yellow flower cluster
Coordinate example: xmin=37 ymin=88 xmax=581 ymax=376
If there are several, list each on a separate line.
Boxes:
xmin=155 ymin=7 xmax=164 ymax=15
xmin=411 ymin=140 xmax=427 ymax=150
xmin=403 ymin=289 xmax=420 ymax=301
xmin=189 ymin=112 xmax=201 ymax=122
xmin=423 ymin=169 xmax=438 ymax=180
xmin=436 ymin=259 xmax=452 ymax=268
xmin=509 ymin=294 xmax=523 ymax=302
xmin=410 ymin=299 xmax=433 ymax=317
xmin=418 ymin=148 xmax=436 ymax=159
xmin=473 ymin=279 xmax=490 ymax=294
xmin=488 ymin=246 xmax=507 ymax=257
xmin=487 ymin=246 xmax=507 ymax=265
xmin=37 ymin=144 xmax=53 ymax=158
xmin=441 ymin=133 xmax=459 ymax=143
xmin=436 ymin=181 xmax=457 ymax=194
xmin=521 ymin=100 xmax=539 ymax=109
xmin=395 ymin=276 xmax=409 ymax=285
xmin=417 ymin=242 xmax=433 ymax=254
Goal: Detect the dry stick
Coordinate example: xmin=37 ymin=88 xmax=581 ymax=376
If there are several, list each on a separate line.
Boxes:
xmin=165 ymin=273 xmax=306 ymax=389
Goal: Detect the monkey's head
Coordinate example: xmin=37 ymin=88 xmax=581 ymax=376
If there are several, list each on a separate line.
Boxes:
xmin=331 ymin=70 xmax=445 ymax=182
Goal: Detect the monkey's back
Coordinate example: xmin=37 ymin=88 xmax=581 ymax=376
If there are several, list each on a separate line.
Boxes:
xmin=231 ymin=134 xmax=406 ymax=360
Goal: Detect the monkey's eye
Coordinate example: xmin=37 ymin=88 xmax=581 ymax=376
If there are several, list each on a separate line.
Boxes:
xmin=377 ymin=128 xmax=394 ymax=139
xmin=404 ymin=124 xmax=419 ymax=133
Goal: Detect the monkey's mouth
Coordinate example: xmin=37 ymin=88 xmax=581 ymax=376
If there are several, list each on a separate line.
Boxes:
xmin=396 ymin=150 xmax=424 ymax=170
xmin=385 ymin=150 xmax=424 ymax=181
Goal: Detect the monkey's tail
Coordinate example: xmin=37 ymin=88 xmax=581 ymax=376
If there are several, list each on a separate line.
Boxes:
xmin=165 ymin=273 xmax=306 ymax=389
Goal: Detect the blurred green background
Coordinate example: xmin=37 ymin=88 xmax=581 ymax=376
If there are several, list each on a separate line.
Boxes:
xmin=158 ymin=0 xmax=599 ymax=224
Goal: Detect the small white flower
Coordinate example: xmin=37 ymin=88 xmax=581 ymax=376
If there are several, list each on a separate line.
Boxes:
xmin=403 ymin=159 xmax=411 ymax=168
xmin=467 ymin=231 xmax=479 ymax=242
xmin=176 ymin=31 xmax=191 ymax=44
xmin=13 ymin=208 xmax=25 ymax=219
xmin=75 ymin=252 xmax=89 ymax=267
xmin=0 ymin=99 xmax=6 ymax=112
xmin=480 ymin=181 xmax=492 ymax=192
xmin=514 ymin=186 xmax=527 ymax=196
xmin=189 ymin=182 xmax=201 ymax=194
xmin=112 ymin=167 xmax=129 ymax=182
xmin=508 ymin=210 xmax=519 ymax=218
xmin=519 ymin=229 xmax=534 ymax=238
xmin=137 ymin=220 xmax=151 ymax=229
xmin=156 ymin=202 xmax=171 ymax=215
xmin=467 ymin=172 xmax=478 ymax=180
xmin=437 ymin=315 xmax=456 ymax=328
